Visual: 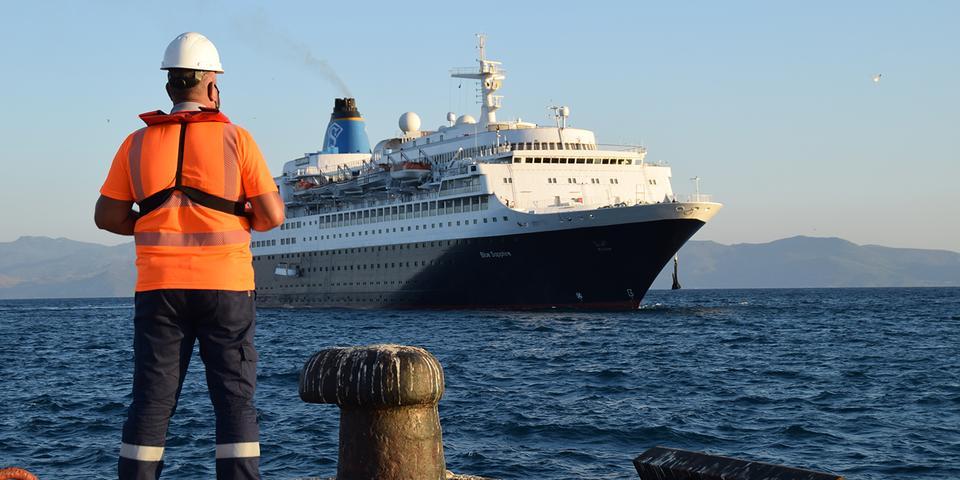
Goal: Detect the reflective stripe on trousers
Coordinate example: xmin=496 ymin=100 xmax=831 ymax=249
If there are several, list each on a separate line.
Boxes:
xmin=118 ymin=441 xmax=261 ymax=461
xmin=120 ymin=443 xmax=164 ymax=462
xmin=118 ymin=442 xmax=261 ymax=480
xmin=216 ymin=442 xmax=260 ymax=459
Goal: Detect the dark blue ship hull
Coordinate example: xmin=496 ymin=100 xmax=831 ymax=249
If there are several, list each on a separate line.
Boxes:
xmin=253 ymin=218 xmax=705 ymax=310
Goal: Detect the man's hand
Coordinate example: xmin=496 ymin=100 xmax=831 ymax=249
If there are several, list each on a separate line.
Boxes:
xmin=246 ymin=192 xmax=284 ymax=231
xmin=94 ymin=195 xmax=138 ymax=235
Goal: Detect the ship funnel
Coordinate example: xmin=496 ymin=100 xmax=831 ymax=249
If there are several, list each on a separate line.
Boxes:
xmin=323 ymin=98 xmax=371 ymax=154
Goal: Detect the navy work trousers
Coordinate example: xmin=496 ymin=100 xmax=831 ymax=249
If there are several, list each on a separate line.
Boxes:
xmin=118 ymin=290 xmax=260 ymax=480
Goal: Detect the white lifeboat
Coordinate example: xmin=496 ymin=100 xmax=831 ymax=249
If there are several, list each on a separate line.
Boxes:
xmin=389 ymin=161 xmax=431 ymax=180
xmin=293 ymin=176 xmax=325 ymax=192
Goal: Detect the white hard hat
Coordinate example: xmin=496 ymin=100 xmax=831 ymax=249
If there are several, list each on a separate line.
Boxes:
xmin=161 ymin=32 xmax=224 ymax=73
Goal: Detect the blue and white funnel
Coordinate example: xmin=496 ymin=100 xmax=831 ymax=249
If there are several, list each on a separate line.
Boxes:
xmin=322 ymin=98 xmax=371 ymax=154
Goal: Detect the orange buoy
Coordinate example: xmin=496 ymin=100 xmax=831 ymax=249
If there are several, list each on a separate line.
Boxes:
xmin=0 ymin=467 xmax=38 ymax=480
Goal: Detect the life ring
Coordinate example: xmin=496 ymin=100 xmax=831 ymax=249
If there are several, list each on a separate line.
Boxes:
xmin=0 ymin=467 xmax=38 ymax=480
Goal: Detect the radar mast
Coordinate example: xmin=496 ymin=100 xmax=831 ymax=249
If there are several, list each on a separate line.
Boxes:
xmin=451 ymin=34 xmax=505 ymax=127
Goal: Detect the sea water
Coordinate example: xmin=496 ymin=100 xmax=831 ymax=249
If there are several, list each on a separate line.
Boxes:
xmin=1 ymin=288 xmax=958 ymax=479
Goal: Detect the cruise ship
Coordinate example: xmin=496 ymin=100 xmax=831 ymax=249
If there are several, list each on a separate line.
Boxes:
xmin=251 ymin=37 xmax=721 ymax=309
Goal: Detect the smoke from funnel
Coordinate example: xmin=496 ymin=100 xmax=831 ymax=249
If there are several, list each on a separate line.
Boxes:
xmin=232 ymin=9 xmax=352 ymax=97
xmin=301 ymin=52 xmax=352 ymax=97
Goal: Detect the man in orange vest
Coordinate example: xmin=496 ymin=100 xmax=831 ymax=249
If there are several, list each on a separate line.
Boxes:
xmin=95 ymin=32 xmax=284 ymax=480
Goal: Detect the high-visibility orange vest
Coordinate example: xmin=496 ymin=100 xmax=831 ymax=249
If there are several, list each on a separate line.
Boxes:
xmin=100 ymin=109 xmax=277 ymax=291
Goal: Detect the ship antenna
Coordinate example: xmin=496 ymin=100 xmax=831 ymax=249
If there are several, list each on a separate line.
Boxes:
xmin=451 ymin=34 xmax=505 ymax=127
xmin=691 ymin=176 xmax=701 ymax=202
xmin=548 ymin=105 xmax=570 ymax=129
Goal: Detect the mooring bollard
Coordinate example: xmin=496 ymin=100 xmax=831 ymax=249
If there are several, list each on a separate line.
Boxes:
xmin=300 ymin=344 xmax=446 ymax=480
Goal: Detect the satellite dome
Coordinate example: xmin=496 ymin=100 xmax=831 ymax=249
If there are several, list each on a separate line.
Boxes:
xmin=456 ymin=114 xmax=477 ymax=125
xmin=399 ymin=112 xmax=421 ymax=133
xmin=446 ymin=112 xmax=457 ymax=123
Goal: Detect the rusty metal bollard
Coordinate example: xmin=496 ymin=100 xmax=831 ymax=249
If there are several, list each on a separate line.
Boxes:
xmin=300 ymin=344 xmax=446 ymax=480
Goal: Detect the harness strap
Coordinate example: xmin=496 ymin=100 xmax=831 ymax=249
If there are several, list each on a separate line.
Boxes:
xmin=175 ymin=120 xmax=187 ymax=188
xmin=137 ymin=122 xmax=245 ymax=219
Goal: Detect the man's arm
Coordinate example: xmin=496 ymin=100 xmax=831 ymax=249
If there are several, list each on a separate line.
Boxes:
xmin=94 ymin=195 xmax=139 ymax=235
xmin=246 ymin=191 xmax=284 ymax=232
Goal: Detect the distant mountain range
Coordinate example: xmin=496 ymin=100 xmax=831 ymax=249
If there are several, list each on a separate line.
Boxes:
xmin=0 ymin=236 xmax=136 ymax=299
xmin=652 ymin=236 xmax=960 ymax=289
xmin=0 ymin=235 xmax=956 ymax=299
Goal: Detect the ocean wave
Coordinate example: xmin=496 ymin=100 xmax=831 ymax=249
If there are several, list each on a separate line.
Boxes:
xmin=2 ymin=288 xmax=958 ymax=479
xmin=0 ymin=304 xmax=130 ymax=312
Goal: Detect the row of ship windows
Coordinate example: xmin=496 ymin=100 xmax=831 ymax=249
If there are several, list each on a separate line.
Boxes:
xmin=316 ymin=195 xmax=489 ymax=229
xmin=253 ymin=217 xmax=512 ymax=249
xmin=425 ymin=146 xmax=497 ymax=163
xmin=296 ymin=259 xmax=439 ymax=273
xmin=280 ymin=195 xmax=489 ymax=233
xmin=533 ymin=178 xmax=622 ymax=184
xmin=259 ymin=296 xmax=468 ymax=304
xmin=510 ymin=142 xmax=596 ymax=151
xmin=258 ymin=290 xmax=412 ymax=298
xmin=314 ymin=217 xmax=510 ymax=240
xmin=260 ymin=281 xmax=412 ymax=291
xmin=255 ymin=236 xmax=516 ymax=261
xmin=514 ymin=157 xmax=633 ymax=165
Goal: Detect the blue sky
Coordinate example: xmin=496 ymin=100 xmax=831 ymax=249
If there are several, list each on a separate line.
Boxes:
xmin=1 ymin=1 xmax=957 ymax=251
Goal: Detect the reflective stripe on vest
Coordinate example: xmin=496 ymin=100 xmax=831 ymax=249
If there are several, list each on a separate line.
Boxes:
xmin=222 ymin=123 xmax=239 ymax=201
xmin=135 ymin=229 xmax=250 ymax=247
xmin=128 ymin=129 xmax=147 ymax=201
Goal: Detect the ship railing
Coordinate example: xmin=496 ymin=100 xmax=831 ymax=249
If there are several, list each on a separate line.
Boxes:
xmin=475 ymin=144 xmax=513 ymax=159
xmin=301 ymin=198 xmax=492 ymax=227
xmin=676 ymin=193 xmax=714 ymax=203
xmin=381 ymin=144 xmax=510 ymax=167
xmin=290 ymin=185 xmax=487 ymax=217
xmin=522 ymin=199 xmax=603 ymax=212
xmin=296 ymin=167 xmax=322 ymax=176
xmin=284 ymin=167 xmax=325 ymax=182
xmin=520 ymin=193 xmax=714 ymax=212
xmin=436 ymin=184 xmax=483 ymax=197
xmin=485 ymin=143 xmax=513 ymax=154
xmin=449 ymin=66 xmax=507 ymax=76
xmin=595 ymin=143 xmax=648 ymax=154
xmin=439 ymin=165 xmax=475 ymax=177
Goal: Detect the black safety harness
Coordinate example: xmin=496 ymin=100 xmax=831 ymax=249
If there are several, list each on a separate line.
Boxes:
xmin=136 ymin=121 xmax=246 ymax=219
